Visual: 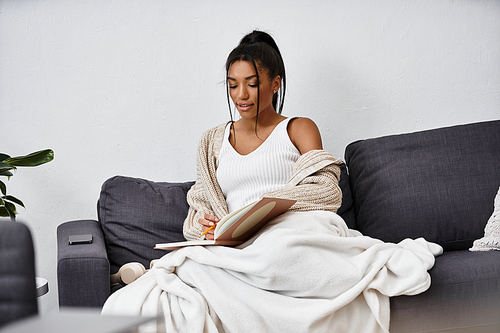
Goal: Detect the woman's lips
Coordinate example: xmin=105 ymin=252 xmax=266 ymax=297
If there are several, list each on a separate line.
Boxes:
xmin=237 ymin=103 xmax=254 ymax=112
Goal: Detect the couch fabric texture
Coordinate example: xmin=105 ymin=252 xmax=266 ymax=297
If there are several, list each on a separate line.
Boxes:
xmin=57 ymin=120 xmax=500 ymax=332
xmin=344 ymin=120 xmax=500 ymax=251
xmin=0 ymin=220 xmax=38 ymax=328
xmin=342 ymin=120 xmax=500 ymax=332
xmin=98 ymin=177 xmax=194 ymax=274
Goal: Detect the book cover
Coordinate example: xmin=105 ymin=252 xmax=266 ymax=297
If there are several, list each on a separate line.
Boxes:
xmin=155 ymin=197 xmax=296 ymax=250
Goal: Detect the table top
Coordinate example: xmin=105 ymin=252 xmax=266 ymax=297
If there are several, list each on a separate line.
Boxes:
xmin=0 ymin=309 xmax=157 ymax=333
xmin=35 ymin=277 xmax=49 ymax=297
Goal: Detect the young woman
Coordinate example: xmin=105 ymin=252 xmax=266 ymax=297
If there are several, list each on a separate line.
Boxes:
xmin=102 ymin=31 xmax=439 ymax=333
xmin=183 ymin=30 xmax=343 ymax=242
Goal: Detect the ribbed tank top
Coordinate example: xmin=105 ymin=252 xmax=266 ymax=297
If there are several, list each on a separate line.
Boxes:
xmin=217 ymin=118 xmax=301 ymax=213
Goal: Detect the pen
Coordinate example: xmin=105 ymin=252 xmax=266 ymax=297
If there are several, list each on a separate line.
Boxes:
xmin=202 ymin=224 xmax=215 ymax=236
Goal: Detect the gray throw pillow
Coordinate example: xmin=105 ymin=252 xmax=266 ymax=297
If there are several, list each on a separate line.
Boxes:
xmin=344 ymin=120 xmax=500 ymax=251
xmin=98 ymin=176 xmax=194 ymax=274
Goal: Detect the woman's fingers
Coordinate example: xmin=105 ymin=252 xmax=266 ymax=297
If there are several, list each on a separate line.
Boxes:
xmin=199 ymin=214 xmax=220 ymax=240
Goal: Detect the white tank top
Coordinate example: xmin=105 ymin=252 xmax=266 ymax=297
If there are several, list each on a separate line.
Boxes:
xmin=217 ymin=118 xmax=301 ymax=213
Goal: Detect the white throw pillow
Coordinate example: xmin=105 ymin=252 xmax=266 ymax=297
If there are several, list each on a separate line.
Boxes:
xmin=470 ymin=186 xmax=500 ymax=251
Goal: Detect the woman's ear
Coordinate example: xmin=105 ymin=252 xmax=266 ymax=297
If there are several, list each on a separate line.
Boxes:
xmin=272 ymin=75 xmax=281 ymax=93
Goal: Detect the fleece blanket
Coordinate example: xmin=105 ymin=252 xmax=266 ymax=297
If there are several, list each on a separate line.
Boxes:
xmin=102 ymin=211 xmax=442 ymax=333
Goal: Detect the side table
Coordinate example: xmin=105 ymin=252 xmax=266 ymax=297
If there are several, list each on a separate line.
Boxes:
xmin=35 ymin=277 xmax=49 ymax=297
xmin=0 ymin=309 xmax=157 ymax=333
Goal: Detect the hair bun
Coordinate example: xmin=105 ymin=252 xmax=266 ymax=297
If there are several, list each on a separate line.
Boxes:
xmin=240 ymin=30 xmax=272 ymax=46
xmin=239 ymin=30 xmax=281 ymax=57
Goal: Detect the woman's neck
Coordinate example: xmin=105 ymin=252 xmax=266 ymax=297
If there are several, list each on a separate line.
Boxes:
xmin=235 ymin=110 xmax=286 ymax=133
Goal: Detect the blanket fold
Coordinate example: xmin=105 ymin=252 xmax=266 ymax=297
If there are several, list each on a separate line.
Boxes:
xmin=103 ymin=211 xmax=442 ymax=333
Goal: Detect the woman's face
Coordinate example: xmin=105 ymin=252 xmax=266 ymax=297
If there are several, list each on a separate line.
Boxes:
xmin=227 ymin=60 xmax=280 ymax=120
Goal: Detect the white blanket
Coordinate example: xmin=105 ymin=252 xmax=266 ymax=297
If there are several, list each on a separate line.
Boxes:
xmin=102 ymin=211 xmax=442 ymax=333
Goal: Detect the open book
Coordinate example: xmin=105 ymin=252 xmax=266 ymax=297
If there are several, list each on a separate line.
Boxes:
xmin=155 ymin=197 xmax=296 ymax=250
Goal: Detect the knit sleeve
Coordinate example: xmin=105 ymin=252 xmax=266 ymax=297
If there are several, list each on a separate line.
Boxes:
xmin=183 ymin=124 xmax=229 ymax=241
xmin=183 ymin=180 xmax=214 ymax=241
xmin=262 ymin=150 xmax=343 ymax=213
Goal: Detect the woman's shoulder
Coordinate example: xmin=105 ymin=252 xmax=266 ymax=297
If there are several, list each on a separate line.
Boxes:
xmin=196 ymin=122 xmax=231 ymax=158
xmin=287 ymin=117 xmax=319 ymax=131
xmin=287 ymin=117 xmax=323 ymax=154
xmin=199 ymin=122 xmax=230 ymax=142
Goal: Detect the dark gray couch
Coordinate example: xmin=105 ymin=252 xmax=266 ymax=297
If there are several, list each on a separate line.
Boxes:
xmin=0 ymin=220 xmax=38 ymax=328
xmin=57 ymin=120 xmax=500 ymax=332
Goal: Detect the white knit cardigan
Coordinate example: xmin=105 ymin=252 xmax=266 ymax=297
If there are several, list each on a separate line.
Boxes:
xmin=183 ymin=122 xmax=344 ymax=241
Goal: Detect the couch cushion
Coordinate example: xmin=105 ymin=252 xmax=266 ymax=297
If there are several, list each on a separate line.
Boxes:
xmin=337 ymin=163 xmax=357 ymax=229
xmin=98 ymin=176 xmax=194 ymax=274
xmin=345 ymin=120 xmax=500 ymax=250
xmin=390 ymin=250 xmax=500 ymax=332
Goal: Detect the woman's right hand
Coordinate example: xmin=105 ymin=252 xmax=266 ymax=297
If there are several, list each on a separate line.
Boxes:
xmin=199 ymin=214 xmax=220 ymax=240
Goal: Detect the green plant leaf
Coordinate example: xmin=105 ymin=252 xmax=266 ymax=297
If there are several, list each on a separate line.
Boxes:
xmin=4 ymin=202 xmax=17 ymax=219
xmin=0 ymin=170 xmax=14 ymax=178
xmin=0 ymin=206 xmax=10 ymax=217
xmin=4 ymin=195 xmax=25 ymax=208
xmin=0 ymin=180 xmax=5 ymax=195
xmin=0 ymin=162 xmax=16 ymax=174
xmin=3 ymin=149 xmax=54 ymax=167
xmin=0 ymin=198 xmax=17 ymax=219
xmin=0 ymin=149 xmax=53 ymax=219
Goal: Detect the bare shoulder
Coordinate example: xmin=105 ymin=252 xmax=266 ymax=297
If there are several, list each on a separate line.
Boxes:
xmin=287 ymin=117 xmax=323 ymax=154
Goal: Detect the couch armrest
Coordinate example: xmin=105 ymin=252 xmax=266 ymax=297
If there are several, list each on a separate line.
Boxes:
xmin=57 ymin=220 xmax=110 ymax=308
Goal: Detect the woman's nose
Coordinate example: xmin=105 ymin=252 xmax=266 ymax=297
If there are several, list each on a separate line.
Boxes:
xmin=238 ymin=86 xmax=249 ymax=99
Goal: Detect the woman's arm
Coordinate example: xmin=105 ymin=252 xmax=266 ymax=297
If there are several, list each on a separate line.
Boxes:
xmin=183 ymin=123 xmax=229 ymax=241
xmin=287 ymin=117 xmax=323 ymax=154
xmin=183 ymin=182 xmax=214 ymax=241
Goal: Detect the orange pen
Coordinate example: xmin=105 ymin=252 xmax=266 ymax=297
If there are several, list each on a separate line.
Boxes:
xmin=202 ymin=224 xmax=216 ymax=236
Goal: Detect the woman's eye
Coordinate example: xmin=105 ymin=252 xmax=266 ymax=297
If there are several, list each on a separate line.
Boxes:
xmin=249 ymin=84 xmax=258 ymax=88
xmin=229 ymin=85 xmax=237 ymax=89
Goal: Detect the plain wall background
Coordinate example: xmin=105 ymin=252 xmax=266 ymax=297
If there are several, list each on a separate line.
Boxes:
xmin=1 ymin=0 xmax=499 ymax=314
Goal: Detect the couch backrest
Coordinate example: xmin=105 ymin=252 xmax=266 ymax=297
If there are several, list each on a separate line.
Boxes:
xmin=98 ymin=176 xmax=194 ymax=273
xmin=344 ymin=120 xmax=500 ymax=251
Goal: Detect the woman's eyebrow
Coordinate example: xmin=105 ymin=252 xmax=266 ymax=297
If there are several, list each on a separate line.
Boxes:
xmin=227 ymin=75 xmax=259 ymax=81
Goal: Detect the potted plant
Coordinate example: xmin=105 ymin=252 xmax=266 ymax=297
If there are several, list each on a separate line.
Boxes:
xmin=0 ymin=149 xmax=54 ymax=220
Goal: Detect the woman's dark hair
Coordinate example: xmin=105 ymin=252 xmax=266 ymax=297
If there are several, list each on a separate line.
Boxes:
xmin=225 ymin=31 xmax=286 ymax=125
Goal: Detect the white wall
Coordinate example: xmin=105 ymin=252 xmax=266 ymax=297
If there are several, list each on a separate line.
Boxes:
xmin=1 ymin=0 xmax=499 ymax=314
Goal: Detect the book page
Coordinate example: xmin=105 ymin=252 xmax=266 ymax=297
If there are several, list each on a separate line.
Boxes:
xmin=215 ymin=201 xmax=257 ymax=236
xmin=215 ymin=197 xmax=296 ymax=243
xmin=154 ymin=197 xmax=296 ymax=250
xmin=231 ymin=201 xmax=276 ymax=238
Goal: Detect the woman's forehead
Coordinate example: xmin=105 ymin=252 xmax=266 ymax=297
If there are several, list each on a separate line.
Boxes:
xmin=228 ymin=60 xmax=268 ymax=80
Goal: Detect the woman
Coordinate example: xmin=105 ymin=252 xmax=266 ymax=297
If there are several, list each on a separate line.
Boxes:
xmin=102 ymin=31 xmax=440 ymax=333
xmin=183 ymin=30 xmax=343 ymax=242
